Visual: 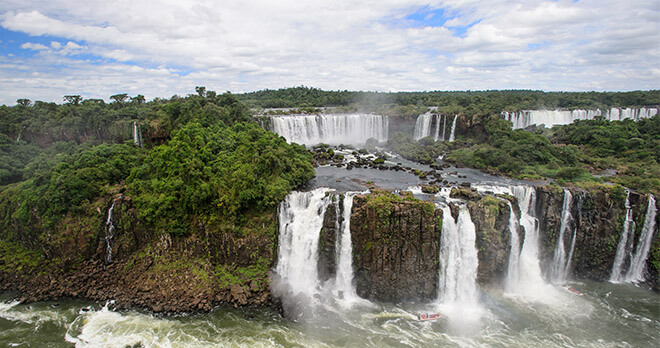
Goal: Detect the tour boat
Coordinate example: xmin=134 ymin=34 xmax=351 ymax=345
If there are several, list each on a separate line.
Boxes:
xmin=418 ymin=313 xmax=442 ymax=321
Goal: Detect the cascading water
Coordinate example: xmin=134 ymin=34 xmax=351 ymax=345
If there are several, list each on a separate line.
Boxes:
xmin=448 ymin=115 xmax=457 ymax=142
xmin=332 ymin=192 xmax=365 ymax=306
xmin=275 ymin=188 xmax=332 ymax=297
xmin=270 ymin=113 xmax=388 ymax=146
xmin=610 ymin=190 xmax=636 ymax=283
xmin=132 ymin=122 xmax=142 ymax=148
xmin=437 ymin=205 xmax=479 ymax=305
xmin=502 ymin=107 xmax=658 ymax=129
xmin=504 ymin=201 xmax=520 ymax=292
xmin=104 ymin=201 xmax=116 ymax=264
xmin=506 ymin=186 xmax=557 ymax=300
xmin=550 ymin=189 xmax=575 ymax=283
xmin=437 ymin=204 xmax=482 ymax=332
xmin=414 ymin=113 xmax=450 ymax=141
xmin=625 ymin=195 xmax=657 ymax=283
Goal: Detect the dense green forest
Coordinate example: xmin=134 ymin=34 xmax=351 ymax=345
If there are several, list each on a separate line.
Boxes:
xmin=1 ymin=87 xmax=658 ymax=282
xmin=238 ymin=86 xmax=660 ymax=115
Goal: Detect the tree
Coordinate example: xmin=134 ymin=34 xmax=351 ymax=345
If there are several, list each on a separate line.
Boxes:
xmin=195 ymin=86 xmax=207 ymax=97
xmin=63 ymin=95 xmax=83 ymax=105
xmin=131 ymin=94 xmax=146 ymax=104
xmin=16 ymin=99 xmax=32 ymax=107
xmin=110 ymin=93 xmax=129 ymax=104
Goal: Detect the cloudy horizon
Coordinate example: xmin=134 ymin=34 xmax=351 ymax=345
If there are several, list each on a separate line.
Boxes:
xmin=0 ymin=0 xmax=658 ymax=105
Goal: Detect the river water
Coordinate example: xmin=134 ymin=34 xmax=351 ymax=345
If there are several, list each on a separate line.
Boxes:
xmin=1 ymin=280 xmax=658 ymax=347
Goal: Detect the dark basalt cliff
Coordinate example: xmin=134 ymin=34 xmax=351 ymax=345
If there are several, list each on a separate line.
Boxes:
xmin=0 ymin=189 xmax=275 ymax=313
xmin=350 ymin=191 xmax=441 ymax=302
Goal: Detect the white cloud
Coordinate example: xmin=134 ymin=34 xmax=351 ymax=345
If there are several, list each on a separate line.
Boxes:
xmin=0 ymin=0 xmax=658 ymax=104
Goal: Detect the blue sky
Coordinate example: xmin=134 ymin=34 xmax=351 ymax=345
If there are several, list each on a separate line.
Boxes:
xmin=0 ymin=0 xmax=658 ymax=105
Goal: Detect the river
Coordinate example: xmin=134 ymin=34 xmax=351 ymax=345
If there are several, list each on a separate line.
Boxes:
xmin=1 ymin=280 xmax=658 ymax=347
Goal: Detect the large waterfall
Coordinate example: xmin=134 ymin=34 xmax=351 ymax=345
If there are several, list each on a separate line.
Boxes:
xmin=549 ymin=189 xmax=577 ymax=284
xmin=437 ymin=205 xmax=479 ymax=305
xmin=625 ymin=195 xmax=657 ymax=283
xmin=413 ymin=113 xmax=456 ymax=142
xmin=504 ymin=201 xmax=520 ymax=292
xmin=271 ymin=113 xmax=388 ymax=146
xmin=502 ymin=107 xmax=658 ymax=129
xmin=274 ymin=189 xmax=367 ymax=315
xmin=610 ymin=190 xmax=636 ymax=282
xmin=610 ymin=194 xmax=657 ymax=283
xmin=275 ymin=188 xmax=332 ymax=297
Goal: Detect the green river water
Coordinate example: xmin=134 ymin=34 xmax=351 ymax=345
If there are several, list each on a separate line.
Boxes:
xmin=1 ymin=280 xmax=657 ymax=348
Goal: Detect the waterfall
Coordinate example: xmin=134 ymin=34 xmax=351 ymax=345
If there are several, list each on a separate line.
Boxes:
xmin=333 ymin=192 xmax=363 ymax=304
xmin=550 ymin=189 xmax=575 ymax=283
xmin=507 ymin=186 xmax=550 ymax=297
xmin=275 ymin=188 xmax=332 ymax=297
xmin=505 ymin=201 xmax=521 ymax=292
xmin=133 ymin=122 xmax=143 ymax=148
xmin=502 ymin=107 xmax=657 ymax=129
xmin=437 ymin=205 xmax=479 ymax=305
xmin=448 ymin=115 xmax=458 ymax=142
xmin=104 ymin=200 xmax=116 ymax=264
xmin=271 ymin=113 xmax=388 ymax=146
xmin=413 ymin=113 xmax=433 ymax=140
xmin=624 ymin=195 xmax=657 ymax=283
xmin=610 ymin=190 xmax=636 ymax=282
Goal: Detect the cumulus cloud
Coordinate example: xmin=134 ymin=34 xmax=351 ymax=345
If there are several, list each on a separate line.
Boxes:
xmin=0 ymin=0 xmax=658 ymax=104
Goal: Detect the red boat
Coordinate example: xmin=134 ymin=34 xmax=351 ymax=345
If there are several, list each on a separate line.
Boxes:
xmin=418 ymin=313 xmax=442 ymax=321
xmin=565 ymin=285 xmax=584 ymax=296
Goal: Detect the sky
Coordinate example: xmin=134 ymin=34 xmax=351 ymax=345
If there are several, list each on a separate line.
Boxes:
xmin=0 ymin=0 xmax=658 ymax=105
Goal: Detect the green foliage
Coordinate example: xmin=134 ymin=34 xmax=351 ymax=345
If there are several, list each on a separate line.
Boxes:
xmin=127 ymin=122 xmax=314 ymax=235
xmin=0 ymin=240 xmax=44 ymax=275
xmin=387 ymin=132 xmax=447 ymax=163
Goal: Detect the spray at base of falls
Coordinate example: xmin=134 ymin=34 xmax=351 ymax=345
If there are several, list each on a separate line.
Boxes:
xmin=550 ymin=189 xmax=577 ymax=284
xmin=436 ymin=204 xmax=483 ymax=332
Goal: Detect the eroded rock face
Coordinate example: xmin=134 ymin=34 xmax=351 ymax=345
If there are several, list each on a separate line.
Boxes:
xmin=350 ymin=191 xmax=441 ymax=302
xmin=535 ymin=185 xmax=659 ymax=290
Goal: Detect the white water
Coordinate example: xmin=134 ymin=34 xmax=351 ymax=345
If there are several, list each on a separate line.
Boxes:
xmin=413 ymin=113 xmax=457 ymax=142
xmin=503 ymin=107 xmax=658 ymax=129
xmin=271 ymin=113 xmax=388 ymax=146
xmin=275 ymin=188 xmax=332 ymax=297
xmin=610 ymin=190 xmax=636 ymax=283
xmin=448 ymin=115 xmax=458 ymax=142
xmin=104 ymin=201 xmax=116 ymax=264
xmin=332 ymin=192 xmax=364 ymax=306
xmin=550 ymin=189 xmax=575 ymax=284
xmin=437 ymin=204 xmax=483 ymax=333
xmin=625 ymin=195 xmax=657 ymax=283
xmin=506 ymin=186 xmax=562 ymax=302
xmin=132 ymin=121 xmax=142 ymax=147
xmin=504 ymin=201 xmax=521 ymax=292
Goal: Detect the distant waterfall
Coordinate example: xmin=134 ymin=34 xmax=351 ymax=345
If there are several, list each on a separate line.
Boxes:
xmin=504 ymin=201 xmax=521 ymax=292
xmin=437 ymin=205 xmax=479 ymax=305
xmin=625 ymin=195 xmax=657 ymax=283
xmin=550 ymin=190 xmax=576 ymax=284
xmin=104 ymin=200 xmax=116 ymax=264
xmin=502 ymin=107 xmax=658 ymax=129
xmin=610 ymin=190 xmax=636 ymax=282
xmin=275 ymin=188 xmax=332 ymax=297
xmin=448 ymin=115 xmax=458 ymax=142
xmin=413 ymin=113 xmax=456 ymax=142
xmin=270 ymin=113 xmax=388 ymax=146
xmin=133 ymin=122 xmax=143 ymax=148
